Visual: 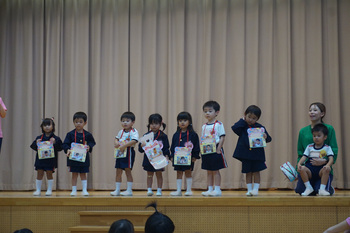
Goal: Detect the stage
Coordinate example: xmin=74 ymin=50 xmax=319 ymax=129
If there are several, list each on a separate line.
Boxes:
xmin=1 ymin=189 xmax=349 ymax=233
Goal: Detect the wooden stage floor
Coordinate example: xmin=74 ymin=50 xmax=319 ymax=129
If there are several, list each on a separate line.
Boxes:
xmin=1 ymin=189 xmax=350 ymax=233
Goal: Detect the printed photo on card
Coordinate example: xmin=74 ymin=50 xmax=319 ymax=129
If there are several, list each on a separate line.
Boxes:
xmin=174 ymin=147 xmax=191 ymax=166
xmin=69 ymin=143 xmax=88 ymax=162
xmin=247 ymin=128 xmax=266 ymax=148
xmin=200 ymin=135 xmax=216 ymax=155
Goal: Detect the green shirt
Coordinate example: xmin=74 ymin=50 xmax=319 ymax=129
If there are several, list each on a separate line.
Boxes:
xmin=297 ymin=123 xmax=338 ymax=174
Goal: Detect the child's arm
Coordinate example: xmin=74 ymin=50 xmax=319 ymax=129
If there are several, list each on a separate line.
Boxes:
xmin=323 ymin=217 xmax=350 ymax=233
xmin=119 ymin=140 xmax=137 ymax=150
xmin=86 ymin=133 xmax=96 ymax=153
xmin=217 ymin=135 xmax=225 ymax=153
xmin=231 ymin=118 xmax=247 ymax=136
xmin=53 ymin=136 xmax=63 ymax=152
xmin=297 ymin=156 xmax=307 ymax=171
xmin=0 ymin=97 xmax=7 ymax=118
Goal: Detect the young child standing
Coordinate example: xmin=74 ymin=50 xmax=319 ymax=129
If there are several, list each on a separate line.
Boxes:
xmin=30 ymin=118 xmax=62 ymax=196
xmin=138 ymin=114 xmax=170 ymax=196
xmin=63 ymin=112 xmax=96 ymax=196
xmin=201 ymin=101 xmax=228 ymax=197
xmin=169 ymin=112 xmax=200 ymax=196
xmin=297 ymin=123 xmax=334 ymax=196
xmin=231 ymin=105 xmax=272 ymax=196
xmin=111 ymin=112 xmax=139 ymax=196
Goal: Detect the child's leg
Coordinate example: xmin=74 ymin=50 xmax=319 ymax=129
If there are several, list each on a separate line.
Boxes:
xmin=245 ymin=172 xmax=253 ymax=196
xmin=170 ymin=171 xmax=183 ymax=196
xmin=71 ymin=172 xmax=78 ymax=196
xmin=184 ymin=170 xmax=193 ymax=195
xmin=33 ymin=170 xmax=44 ymax=196
xmin=299 ymin=166 xmax=314 ymax=196
xmin=155 ymin=171 xmax=163 ymax=196
xmin=111 ymin=169 xmax=122 ymax=196
xmin=251 ymin=172 xmax=260 ymax=196
xmin=318 ymin=167 xmax=331 ymax=196
xmin=210 ymin=170 xmax=222 ymax=196
xmin=45 ymin=170 xmax=54 ymax=196
xmin=80 ymin=173 xmax=89 ymax=196
xmin=202 ymin=171 xmax=214 ymax=196
xmin=121 ymin=168 xmax=133 ymax=196
xmin=147 ymin=171 xmax=154 ymax=196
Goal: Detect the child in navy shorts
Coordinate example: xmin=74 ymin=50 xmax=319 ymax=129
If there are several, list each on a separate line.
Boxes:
xmin=201 ymin=101 xmax=227 ymax=197
xmin=63 ymin=112 xmax=96 ymax=196
xmin=231 ymin=105 xmax=272 ymax=196
xmin=30 ymin=118 xmax=62 ymax=196
xmin=110 ymin=112 xmax=139 ymax=196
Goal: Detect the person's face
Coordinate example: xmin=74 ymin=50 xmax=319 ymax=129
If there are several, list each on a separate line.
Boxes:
xmin=73 ymin=118 xmax=86 ymax=131
xmin=313 ymin=131 xmax=327 ymax=147
xmin=178 ymin=119 xmax=190 ymax=131
xmin=245 ymin=113 xmax=258 ymax=126
xmin=121 ymin=118 xmax=134 ymax=131
xmin=43 ymin=123 xmax=53 ymax=134
xmin=150 ymin=122 xmax=161 ymax=133
xmin=203 ymin=107 xmax=218 ymax=122
xmin=309 ymin=104 xmax=324 ymax=122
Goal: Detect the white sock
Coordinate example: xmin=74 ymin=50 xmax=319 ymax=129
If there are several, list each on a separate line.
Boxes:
xmin=157 ymin=188 xmax=162 ymax=193
xmin=253 ymin=183 xmax=260 ymax=191
xmin=127 ymin=182 xmax=133 ymax=192
xmin=36 ymin=179 xmax=42 ymax=191
xmin=47 ymin=179 xmax=53 ymax=192
xmin=247 ymin=183 xmax=252 ymax=192
xmin=82 ymin=180 xmax=87 ymax=192
xmin=116 ymin=182 xmax=121 ymax=191
xmin=176 ymin=179 xmax=182 ymax=191
xmin=304 ymin=181 xmax=312 ymax=190
xmin=214 ymin=186 xmax=221 ymax=192
xmin=148 ymin=187 xmax=152 ymax=192
xmin=320 ymin=184 xmax=326 ymax=190
xmin=186 ymin=178 xmax=192 ymax=192
xmin=72 ymin=186 xmax=77 ymax=192
xmin=208 ymin=186 xmax=213 ymax=192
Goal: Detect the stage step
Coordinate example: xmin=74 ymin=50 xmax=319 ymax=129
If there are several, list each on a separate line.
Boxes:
xmin=69 ymin=225 xmax=144 ymax=233
xmin=78 ymin=210 xmax=153 ymax=226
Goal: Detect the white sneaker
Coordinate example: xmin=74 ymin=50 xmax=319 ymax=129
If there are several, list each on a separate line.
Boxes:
xmin=120 ymin=190 xmax=133 ymax=196
xmin=45 ymin=190 xmax=52 ymax=196
xmin=301 ymin=188 xmax=314 ymax=196
xmin=33 ymin=190 xmax=41 ymax=196
xmin=170 ymin=191 xmax=182 ymax=196
xmin=184 ymin=191 xmax=193 ymax=196
xmin=82 ymin=191 xmax=89 ymax=196
xmin=201 ymin=191 xmax=212 ymax=196
xmin=156 ymin=191 xmax=162 ymax=196
xmin=209 ymin=190 xmax=222 ymax=197
xmin=246 ymin=191 xmax=252 ymax=196
xmin=318 ymin=189 xmax=330 ymax=196
xmin=250 ymin=190 xmax=259 ymax=196
xmin=110 ymin=190 xmax=120 ymax=196
xmin=147 ymin=191 xmax=154 ymax=196
xmin=70 ymin=190 xmax=77 ymax=196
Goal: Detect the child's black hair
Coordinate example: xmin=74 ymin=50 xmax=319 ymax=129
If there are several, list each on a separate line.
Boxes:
xmin=312 ymin=123 xmax=328 ymax=136
xmin=145 ymin=202 xmax=175 ymax=233
xmin=108 ymin=219 xmax=134 ymax=233
xmin=73 ymin=112 xmax=87 ymax=122
xmin=40 ymin=118 xmax=55 ymax=133
xmin=176 ymin=111 xmax=194 ymax=132
xmin=202 ymin=100 xmax=220 ymax=112
xmin=147 ymin=113 xmax=166 ymax=131
xmin=120 ymin=111 xmax=136 ymax=122
xmin=244 ymin=105 xmax=262 ymax=120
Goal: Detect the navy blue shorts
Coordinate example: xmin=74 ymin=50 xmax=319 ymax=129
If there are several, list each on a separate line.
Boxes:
xmin=201 ymin=148 xmax=228 ymax=171
xmin=35 ymin=165 xmax=55 ymax=172
xmin=115 ymin=148 xmax=135 ymax=170
xmin=305 ymin=163 xmax=323 ymax=179
xmin=69 ymin=166 xmax=89 ymax=173
xmin=241 ymin=159 xmax=267 ymax=173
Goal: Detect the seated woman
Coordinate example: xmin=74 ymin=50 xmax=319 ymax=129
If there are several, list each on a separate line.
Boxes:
xmin=295 ymin=102 xmax=338 ymax=195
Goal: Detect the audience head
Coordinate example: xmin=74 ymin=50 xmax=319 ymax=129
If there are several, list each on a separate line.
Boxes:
xmin=108 ymin=219 xmax=134 ymax=233
xmin=13 ymin=229 xmax=33 ymax=233
xmin=145 ymin=202 xmax=175 ymax=233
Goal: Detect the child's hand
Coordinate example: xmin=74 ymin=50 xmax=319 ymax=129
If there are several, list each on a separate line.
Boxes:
xmin=297 ymin=164 xmax=303 ymax=172
xmin=86 ymin=145 xmax=90 ymax=152
xmin=114 ymin=141 xmax=120 ymax=148
xmin=263 ymin=133 xmax=267 ymax=139
xmin=67 ymin=149 xmax=72 ymax=157
xmin=50 ymin=138 xmax=56 ymax=144
xmin=191 ymin=158 xmax=196 ymax=162
xmin=36 ymin=139 xmax=42 ymax=144
xmin=170 ymin=157 xmax=173 ymax=162
xmin=141 ymin=142 xmax=146 ymax=147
